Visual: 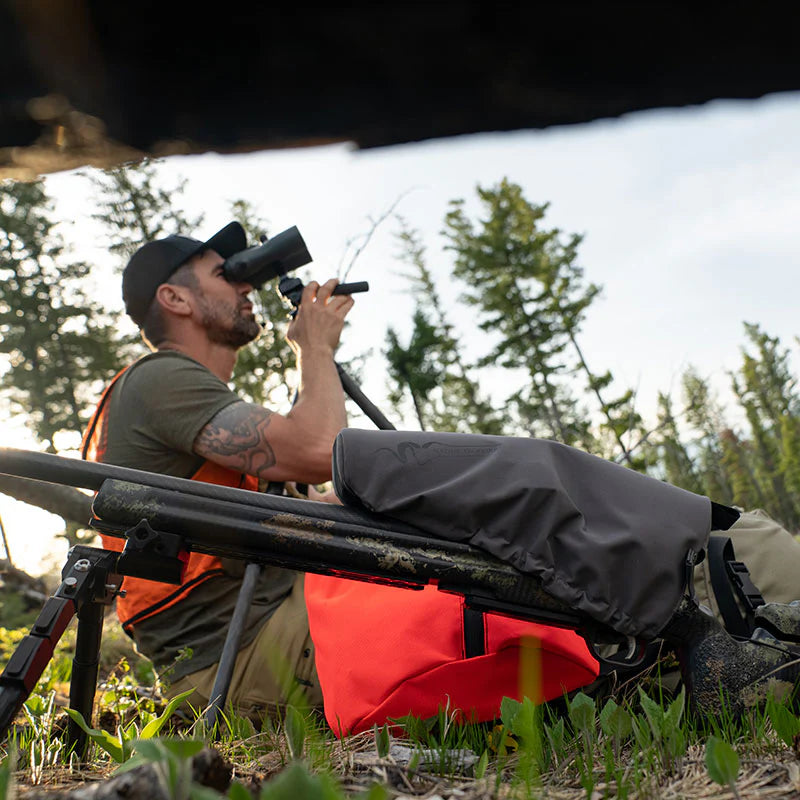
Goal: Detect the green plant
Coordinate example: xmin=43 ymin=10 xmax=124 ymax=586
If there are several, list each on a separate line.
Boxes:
xmin=373 ymin=723 xmax=390 ymax=758
xmin=543 ymin=715 xmax=566 ymax=768
xmin=283 ymin=705 xmax=306 ymax=762
xmin=258 ymin=761 xmax=342 ymax=800
xmin=705 ymin=736 xmax=741 ymax=799
xmin=637 ymin=686 xmax=687 ymax=772
xmin=599 ymin=697 xmax=632 ymax=760
xmin=567 ymin=691 xmax=597 ymax=798
xmin=388 ymin=703 xmax=487 ymax=776
xmin=765 ymin=693 xmax=800 ymax=747
xmin=18 ymin=691 xmax=69 ymax=775
xmin=0 ymin=747 xmax=15 ymax=800
xmin=65 ymin=688 xmax=195 ymax=763
xmin=499 ymin=696 xmax=543 ymax=791
xmin=119 ymin=738 xmax=206 ymax=800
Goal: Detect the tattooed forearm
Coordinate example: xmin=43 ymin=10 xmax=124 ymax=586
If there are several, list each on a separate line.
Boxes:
xmin=193 ymin=402 xmax=277 ymax=475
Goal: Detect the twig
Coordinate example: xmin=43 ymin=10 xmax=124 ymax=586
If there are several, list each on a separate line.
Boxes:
xmin=338 ymin=188 xmax=419 ymax=281
xmin=0 ymin=511 xmax=11 ymax=566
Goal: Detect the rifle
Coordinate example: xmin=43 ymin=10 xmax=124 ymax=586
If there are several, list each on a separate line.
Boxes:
xmin=0 ymin=446 xmax=603 ymax=751
xmin=3 ymin=445 xmax=800 ymax=755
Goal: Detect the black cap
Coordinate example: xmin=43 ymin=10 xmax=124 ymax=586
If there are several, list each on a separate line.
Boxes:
xmin=122 ymin=222 xmax=247 ymax=325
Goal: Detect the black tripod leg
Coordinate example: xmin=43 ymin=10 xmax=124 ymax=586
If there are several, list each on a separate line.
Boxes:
xmin=203 ymin=562 xmax=262 ymax=729
xmin=335 ymin=363 xmax=396 ymax=431
xmin=67 ymin=599 xmax=105 ymax=756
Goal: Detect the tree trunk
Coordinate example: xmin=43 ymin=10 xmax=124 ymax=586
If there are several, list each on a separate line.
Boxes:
xmin=0 ymin=475 xmax=93 ymax=526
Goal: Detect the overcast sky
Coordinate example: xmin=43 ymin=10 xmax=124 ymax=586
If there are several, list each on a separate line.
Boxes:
xmin=6 ymin=88 xmax=800 ymax=575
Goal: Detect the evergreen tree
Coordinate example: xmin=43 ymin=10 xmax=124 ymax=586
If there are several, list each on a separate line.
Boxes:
xmin=443 ymin=178 xmax=630 ymax=452
xmin=652 ymin=392 xmax=705 ymax=495
xmin=384 ymin=221 xmax=504 ymax=433
xmin=89 ymin=159 xmax=204 ymax=262
xmin=681 ymin=368 xmax=734 ymax=505
xmin=718 ymin=427 xmax=768 ymax=511
xmin=385 ymin=309 xmax=446 ymax=429
xmin=730 ymin=323 xmax=800 ymax=528
xmin=0 ymin=179 xmax=127 ymax=451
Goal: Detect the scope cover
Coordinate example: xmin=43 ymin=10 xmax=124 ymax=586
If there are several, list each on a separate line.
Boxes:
xmin=332 ymin=429 xmax=711 ymax=639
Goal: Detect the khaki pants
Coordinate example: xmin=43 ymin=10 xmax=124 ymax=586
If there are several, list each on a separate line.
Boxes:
xmin=166 ymin=574 xmax=322 ymax=725
xmin=695 ymin=508 xmax=800 ymax=616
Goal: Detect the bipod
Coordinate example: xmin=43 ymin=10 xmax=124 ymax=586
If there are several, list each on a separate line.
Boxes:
xmin=0 ymin=545 xmax=121 ymax=757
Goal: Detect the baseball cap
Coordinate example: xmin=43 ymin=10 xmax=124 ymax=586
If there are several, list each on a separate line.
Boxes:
xmin=122 ymin=221 xmax=248 ymax=325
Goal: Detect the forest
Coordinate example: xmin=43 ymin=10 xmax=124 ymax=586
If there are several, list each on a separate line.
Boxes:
xmin=1 ymin=161 xmax=799 ymax=545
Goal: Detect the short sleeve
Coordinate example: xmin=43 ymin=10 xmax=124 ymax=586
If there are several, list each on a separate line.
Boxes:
xmin=121 ymin=352 xmax=241 ymax=454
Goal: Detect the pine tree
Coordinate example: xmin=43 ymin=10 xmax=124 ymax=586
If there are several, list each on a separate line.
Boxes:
xmin=681 ymin=368 xmax=734 ymax=505
xmin=384 ymin=220 xmax=505 ymax=434
xmin=730 ymin=323 xmax=800 ymax=528
xmin=0 ymin=179 xmax=128 ymax=451
xmin=652 ymin=392 xmax=705 ymax=495
xmin=442 ymin=178 xmax=627 ymax=451
xmin=385 ymin=309 xmax=446 ymax=429
xmin=718 ymin=428 xmax=768 ymax=511
xmin=89 ymin=159 xmax=204 ymax=262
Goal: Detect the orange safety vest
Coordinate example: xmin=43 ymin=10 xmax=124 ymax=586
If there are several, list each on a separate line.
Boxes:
xmin=81 ymin=366 xmax=258 ymax=634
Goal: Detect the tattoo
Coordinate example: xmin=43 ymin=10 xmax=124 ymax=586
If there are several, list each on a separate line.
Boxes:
xmin=193 ymin=402 xmax=277 ymax=476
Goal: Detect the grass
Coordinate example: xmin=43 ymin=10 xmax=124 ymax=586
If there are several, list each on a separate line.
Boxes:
xmin=2 ymin=615 xmax=800 ymax=799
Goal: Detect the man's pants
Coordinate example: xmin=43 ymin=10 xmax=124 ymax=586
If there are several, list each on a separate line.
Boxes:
xmin=166 ymin=574 xmax=322 ymax=725
xmin=695 ymin=508 xmax=800 ymax=614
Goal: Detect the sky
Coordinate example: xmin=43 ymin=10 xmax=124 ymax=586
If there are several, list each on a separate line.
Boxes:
xmin=3 ymin=89 xmax=800 ymax=577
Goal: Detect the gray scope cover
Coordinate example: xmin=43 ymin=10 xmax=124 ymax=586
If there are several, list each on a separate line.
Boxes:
xmin=332 ymin=429 xmax=711 ymax=639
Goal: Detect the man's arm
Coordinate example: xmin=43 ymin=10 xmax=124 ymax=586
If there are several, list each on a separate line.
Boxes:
xmin=193 ymin=279 xmax=353 ymax=484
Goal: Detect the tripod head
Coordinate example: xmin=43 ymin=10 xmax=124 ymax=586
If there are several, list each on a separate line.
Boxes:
xmin=278 ymin=275 xmax=369 ymax=316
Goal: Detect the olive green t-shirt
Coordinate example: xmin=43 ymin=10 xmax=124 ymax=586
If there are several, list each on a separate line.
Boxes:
xmin=100 ymin=350 xmax=296 ymax=680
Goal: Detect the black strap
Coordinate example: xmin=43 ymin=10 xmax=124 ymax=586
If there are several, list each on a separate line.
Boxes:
xmin=463 ymin=607 xmax=485 ymax=658
xmin=707 ymin=536 xmax=765 ymax=638
xmin=711 ymin=501 xmax=740 ymax=531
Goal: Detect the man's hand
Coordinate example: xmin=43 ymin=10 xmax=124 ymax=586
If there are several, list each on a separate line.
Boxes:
xmin=193 ymin=278 xmax=353 ymax=485
xmin=286 ymin=279 xmax=354 ymax=357
xmin=289 ymin=482 xmax=343 ymax=505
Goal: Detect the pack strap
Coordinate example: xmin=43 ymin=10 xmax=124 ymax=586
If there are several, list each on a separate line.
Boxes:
xmin=707 ymin=535 xmax=765 ymax=638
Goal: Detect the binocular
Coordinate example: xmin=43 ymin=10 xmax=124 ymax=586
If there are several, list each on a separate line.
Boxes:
xmin=222 ymin=226 xmax=368 ymax=298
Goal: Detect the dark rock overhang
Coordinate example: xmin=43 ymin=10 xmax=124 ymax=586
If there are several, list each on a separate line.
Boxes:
xmin=2 ymin=2 xmax=800 ymax=179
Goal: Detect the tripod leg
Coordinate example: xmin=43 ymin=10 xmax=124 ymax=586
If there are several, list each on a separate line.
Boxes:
xmin=203 ymin=563 xmax=262 ymax=730
xmin=67 ymin=600 xmax=105 ymax=756
xmin=335 ymin=363 xmax=396 ymax=431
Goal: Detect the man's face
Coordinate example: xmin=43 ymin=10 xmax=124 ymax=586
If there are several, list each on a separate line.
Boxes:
xmin=189 ymin=250 xmax=262 ymax=348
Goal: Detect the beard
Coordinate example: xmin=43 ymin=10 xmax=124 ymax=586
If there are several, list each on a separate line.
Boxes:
xmin=199 ymin=295 xmax=262 ymax=349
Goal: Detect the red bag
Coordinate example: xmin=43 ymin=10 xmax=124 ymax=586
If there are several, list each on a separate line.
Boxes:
xmin=305 ymin=575 xmax=599 ymax=735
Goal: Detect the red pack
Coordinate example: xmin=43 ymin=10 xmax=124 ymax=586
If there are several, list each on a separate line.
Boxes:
xmin=305 ymin=575 xmax=599 ymax=735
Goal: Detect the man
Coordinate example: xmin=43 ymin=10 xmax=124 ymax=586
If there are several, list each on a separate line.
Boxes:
xmin=82 ymin=221 xmax=353 ymax=721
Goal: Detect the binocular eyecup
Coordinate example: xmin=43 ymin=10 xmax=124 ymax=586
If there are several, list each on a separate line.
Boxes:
xmin=222 ymin=226 xmax=312 ymax=289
